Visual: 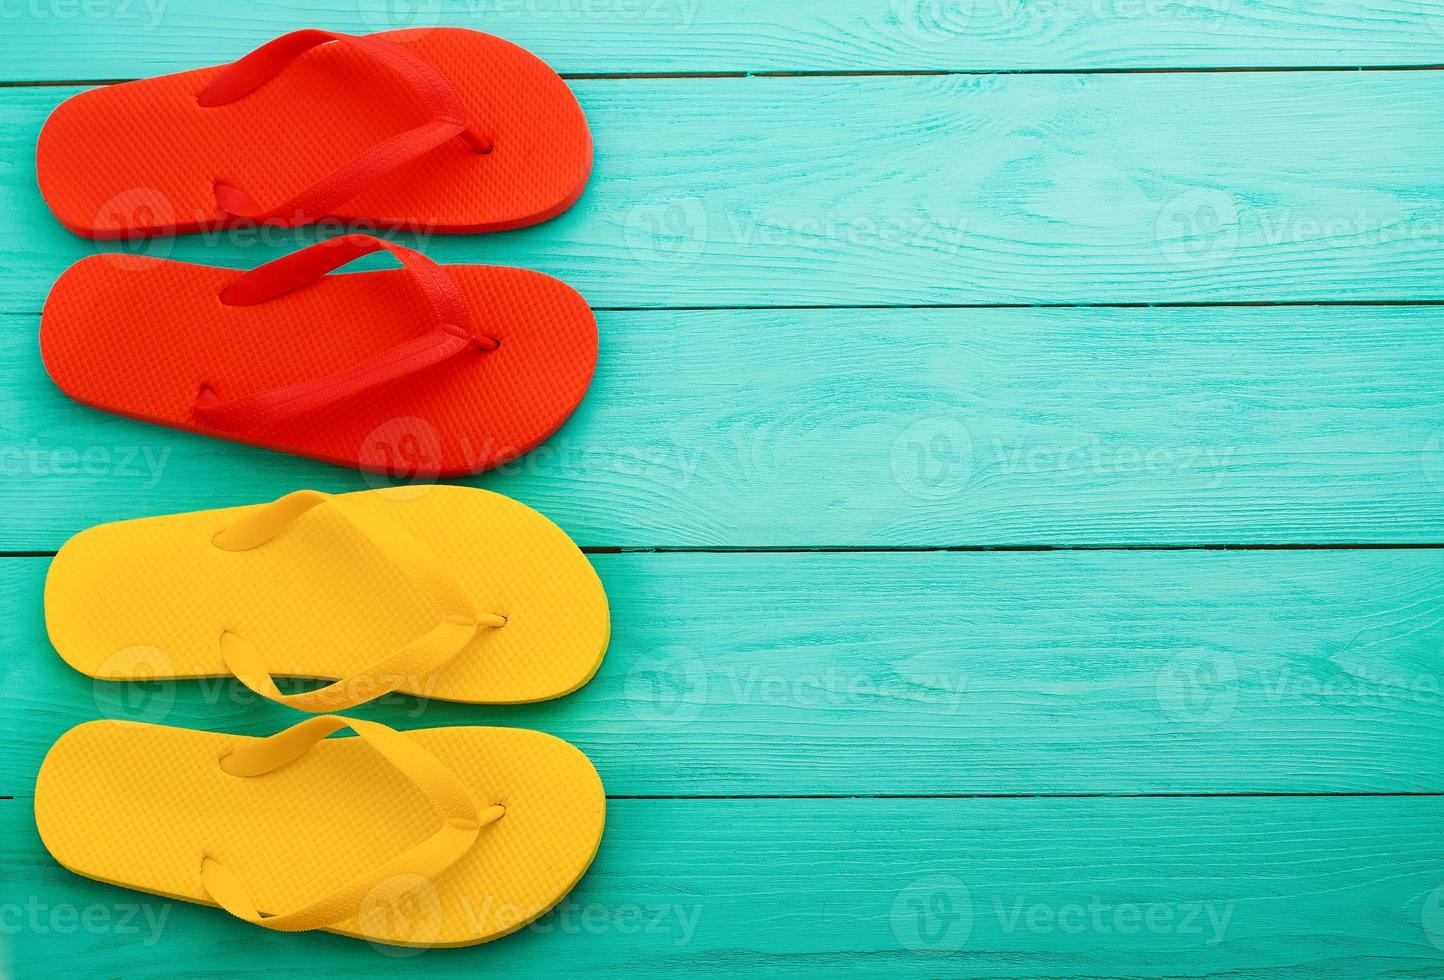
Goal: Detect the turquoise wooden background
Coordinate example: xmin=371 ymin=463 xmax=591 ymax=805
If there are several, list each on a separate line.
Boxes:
xmin=4 ymin=1 xmax=1444 ymax=976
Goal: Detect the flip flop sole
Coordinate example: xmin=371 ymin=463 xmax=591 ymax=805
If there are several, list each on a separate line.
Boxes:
xmin=45 ymin=486 xmax=610 ymax=705
xmin=37 ymin=28 xmax=592 ymax=237
xmin=41 ymin=253 xmax=597 ymax=476
xmin=36 ymin=720 xmax=605 ymax=947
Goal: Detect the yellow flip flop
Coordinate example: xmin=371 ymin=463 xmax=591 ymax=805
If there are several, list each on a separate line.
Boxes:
xmin=45 ymin=486 xmax=609 ymax=710
xmin=35 ymin=716 xmax=606 ymax=946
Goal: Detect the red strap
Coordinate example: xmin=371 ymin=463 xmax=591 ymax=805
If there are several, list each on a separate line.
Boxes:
xmin=197 ymin=30 xmax=490 ymax=225
xmin=196 ymin=234 xmax=495 ymax=430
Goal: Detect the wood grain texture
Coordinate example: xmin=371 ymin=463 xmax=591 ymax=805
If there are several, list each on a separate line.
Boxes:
xmin=8 ymin=7 xmax=1444 ymax=976
xmin=3 ymin=305 xmax=1443 ymax=551
xmin=5 ymin=0 xmax=1444 ymax=79
xmin=4 ymin=795 xmax=1443 ymax=977
xmin=4 ymin=70 xmax=1444 ymax=313
xmin=5 ymin=549 xmax=1443 ymax=796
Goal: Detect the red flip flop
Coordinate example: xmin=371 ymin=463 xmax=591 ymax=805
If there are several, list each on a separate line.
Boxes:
xmin=40 ymin=235 xmax=597 ymax=477
xmin=37 ymin=28 xmax=592 ymax=238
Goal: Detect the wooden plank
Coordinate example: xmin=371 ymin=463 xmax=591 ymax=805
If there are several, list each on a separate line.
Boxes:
xmin=4 ymin=70 xmax=1444 ymax=312
xmin=3 ymin=304 xmax=1443 ymax=551
xmin=3 ymin=795 xmax=1442 ymax=976
xmin=5 ymin=0 xmax=1444 ymax=79
xmin=4 ymin=549 xmax=1443 ymax=796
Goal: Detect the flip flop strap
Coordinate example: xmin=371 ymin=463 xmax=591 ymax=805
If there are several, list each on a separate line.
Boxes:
xmin=211 ymin=489 xmax=505 ymax=712
xmin=198 ymin=29 xmax=490 ymax=224
xmin=195 ymin=234 xmax=496 ymax=430
xmin=201 ymin=715 xmax=504 ymax=932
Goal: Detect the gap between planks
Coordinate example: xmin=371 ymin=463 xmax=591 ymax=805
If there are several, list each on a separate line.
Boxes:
xmin=3 ymin=792 xmax=1442 ymax=802
xmin=7 ymin=64 xmax=1444 ymax=87
xmin=15 ymin=300 xmax=1444 ymax=318
xmin=8 ymin=543 xmax=1444 ymax=559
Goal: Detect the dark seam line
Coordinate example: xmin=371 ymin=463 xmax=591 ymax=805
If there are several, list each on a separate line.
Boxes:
xmin=11 ymin=300 xmax=1444 ymax=320
xmin=583 ymin=543 xmax=1444 ymax=554
xmin=591 ymin=300 xmax=1444 ymax=312
xmin=7 ymin=64 xmax=1444 ymax=87
xmin=579 ymin=67 xmax=1443 ymax=79
xmin=0 ymin=78 xmax=137 ymax=86
xmin=2 ymin=545 xmax=1444 ymax=560
xmin=3 ymin=792 xmax=1438 ymax=802
xmin=604 ymin=791 xmax=1444 ymax=800
xmin=5 ymin=544 xmax=1444 ymax=560
xmin=745 ymin=65 xmax=1444 ymax=78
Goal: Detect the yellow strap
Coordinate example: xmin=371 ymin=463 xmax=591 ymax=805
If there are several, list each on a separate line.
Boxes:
xmin=211 ymin=490 xmax=505 ymax=711
xmin=200 ymin=716 xmax=504 ymax=932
